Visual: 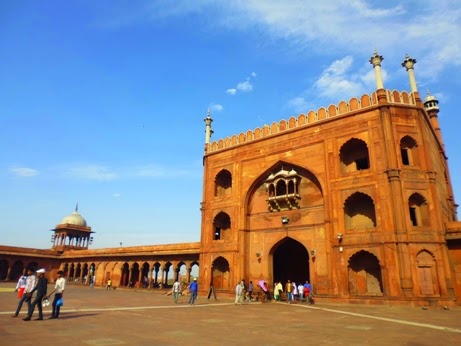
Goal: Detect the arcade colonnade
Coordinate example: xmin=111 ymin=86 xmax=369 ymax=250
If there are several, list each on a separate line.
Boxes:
xmin=60 ymin=259 xmax=199 ymax=288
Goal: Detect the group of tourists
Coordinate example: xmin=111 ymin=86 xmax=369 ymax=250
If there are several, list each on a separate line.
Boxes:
xmin=169 ymin=277 xmax=198 ymax=304
xmin=233 ymin=278 xmax=312 ymax=304
xmin=12 ymin=268 xmax=66 ymax=321
xmin=274 ymin=279 xmax=312 ymax=304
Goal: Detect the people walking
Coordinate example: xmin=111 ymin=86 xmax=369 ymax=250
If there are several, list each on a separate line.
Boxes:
xmin=292 ymin=281 xmax=298 ymax=301
xmin=235 ymin=280 xmax=243 ymax=305
xmin=12 ymin=268 xmax=35 ymax=317
xmin=247 ymin=280 xmax=254 ymax=301
xmin=188 ymin=278 xmax=198 ymax=305
xmin=298 ymin=282 xmax=304 ymax=302
xmin=15 ymin=273 xmax=27 ymax=299
xmin=274 ymin=281 xmax=283 ymax=301
xmin=285 ymin=280 xmax=293 ymax=303
xmin=23 ymin=268 xmax=48 ymax=321
xmin=46 ymin=270 xmax=66 ymax=319
xmin=304 ymin=280 xmax=313 ymax=304
xmin=173 ymin=279 xmax=181 ymax=303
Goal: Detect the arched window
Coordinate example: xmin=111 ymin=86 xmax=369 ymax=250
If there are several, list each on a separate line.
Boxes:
xmin=400 ymin=136 xmax=419 ymax=166
xmin=348 ymin=250 xmax=383 ymax=295
xmin=212 ymin=256 xmax=230 ymax=290
xmin=340 ymin=138 xmax=370 ymax=173
xmin=215 ymin=170 xmax=232 ymax=197
xmin=213 ymin=212 xmax=231 ymax=240
xmin=408 ymin=193 xmax=429 ymax=227
xmin=344 ymin=192 xmax=377 ymax=230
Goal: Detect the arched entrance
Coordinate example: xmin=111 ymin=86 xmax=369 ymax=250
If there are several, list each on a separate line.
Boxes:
xmin=272 ymin=237 xmax=310 ymax=286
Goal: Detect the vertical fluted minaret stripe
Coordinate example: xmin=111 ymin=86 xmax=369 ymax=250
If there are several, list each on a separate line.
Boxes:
xmin=369 ymin=49 xmax=384 ymax=90
xmin=402 ymin=54 xmax=418 ymax=93
xmin=204 ymin=109 xmax=213 ymax=145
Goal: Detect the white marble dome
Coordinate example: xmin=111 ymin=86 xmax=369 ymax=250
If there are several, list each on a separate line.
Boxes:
xmin=60 ymin=210 xmax=87 ymax=227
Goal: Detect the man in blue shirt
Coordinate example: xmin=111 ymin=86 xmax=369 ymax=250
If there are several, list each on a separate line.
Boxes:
xmin=188 ymin=278 xmax=198 ymax=304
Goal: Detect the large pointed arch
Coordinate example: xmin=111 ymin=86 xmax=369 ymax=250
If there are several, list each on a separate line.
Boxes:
xmin=270 ymin=237 xmax=310 ymax=287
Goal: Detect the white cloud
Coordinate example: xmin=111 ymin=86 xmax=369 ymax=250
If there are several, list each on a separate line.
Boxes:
xmin=143 ymin=1 xmax=461 ymax=78
xmin=314 ymin=56 xmax=364 ymax=99
xmin=287 ymin=55 xmax=388 ymax=112
xmin=236 ymin=80 xmax=253 ymax=92
xmin=226 ymin=72 xmax=256 ymax=95
xmin=9 ymin=167 xmax=39 ymax=177
xmin=287 ymin=97 xmax=309 ymax=113
xmin=65 ymin=165 xmax=117 ymax=181
xmin=209 ymin=103 xmax=223 ymax=112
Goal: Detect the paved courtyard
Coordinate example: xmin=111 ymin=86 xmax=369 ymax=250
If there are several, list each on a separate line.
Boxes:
xmin=1 ymin=282 xmax=460 ymax=345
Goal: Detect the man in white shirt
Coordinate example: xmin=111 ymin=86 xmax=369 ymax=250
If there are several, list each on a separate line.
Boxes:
xmin=12 ymin=268 xmax=36 ymax=317
xmin=235 ymin=281 xmax=243 ymax=305
xmin=172 ymin=280 xmax=181 ymax=303
xmin=46 ymin=270 xmax=66 ymax=319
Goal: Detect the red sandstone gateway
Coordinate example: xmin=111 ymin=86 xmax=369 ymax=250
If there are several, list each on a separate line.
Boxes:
xmin=0 ymin=52 xmax=460 ymax=307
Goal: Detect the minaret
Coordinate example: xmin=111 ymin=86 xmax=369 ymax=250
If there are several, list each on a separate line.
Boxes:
xmin=204 ymin=109 xmax=213 ymax=146
xmin=369 ymin=49 xmax=384 ymax=90
xmin=402 ymin=54 xmax=418 ymax=93
xmin=424 ymin=91 xmax=444 ymax=149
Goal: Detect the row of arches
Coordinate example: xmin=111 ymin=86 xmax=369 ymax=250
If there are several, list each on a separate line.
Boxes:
xmin=60 ymin=261 xmax=199 ymax=288
xmin=0 ymin=260 xmax=38 ymax=281
xmin=211 ymin=190 xmax=430 ymax=241
xmin=214 ymin=135 xmax=422 ymax=199
xmin=210 ymin=238 xmax=439 ymax=297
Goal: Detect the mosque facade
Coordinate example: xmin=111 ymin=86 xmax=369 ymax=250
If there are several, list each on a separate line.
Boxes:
xmin=1 ymin=52 xmax=461 ymax=306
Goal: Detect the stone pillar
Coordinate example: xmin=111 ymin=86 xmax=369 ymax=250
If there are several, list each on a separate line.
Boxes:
xmin=204 ymin=110 xmax=213 ymax=146
xmin=369 ymin=50 xmax=384 ymax=90
xmin=402 ymin=54 xmax=418 ymax=93
xmin=136 ymin=269 xmax=142 ymax=288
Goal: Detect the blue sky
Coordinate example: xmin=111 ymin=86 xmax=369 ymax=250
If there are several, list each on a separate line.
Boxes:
xmin=1 ymin=0 xmax=460 ymax=249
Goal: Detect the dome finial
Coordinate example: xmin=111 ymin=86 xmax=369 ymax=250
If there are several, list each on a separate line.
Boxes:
xmin=75 ymin=203 xmax=79 ymax=212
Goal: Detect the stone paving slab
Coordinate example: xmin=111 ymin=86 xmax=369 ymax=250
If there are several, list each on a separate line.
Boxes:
xmin=1 ymin=283 xmax=460 ymax=345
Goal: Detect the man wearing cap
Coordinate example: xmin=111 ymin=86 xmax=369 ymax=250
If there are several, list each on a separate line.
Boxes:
xmin=11 ymin=268 xmax=36 ymax=317
xmin=23 ymin=268 xmax=48 ymax=321
xmin=188 ymin=278 xmax=198 ymax=305
xmin=46 ymin=270 xmax=66 ymax=319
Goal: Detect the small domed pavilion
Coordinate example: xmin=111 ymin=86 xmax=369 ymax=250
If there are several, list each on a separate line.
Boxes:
xmin=50 ymin=205 xmax=94 ymax=251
